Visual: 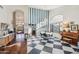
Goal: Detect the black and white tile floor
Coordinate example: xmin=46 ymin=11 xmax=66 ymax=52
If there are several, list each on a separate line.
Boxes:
xmin=27 ymin=36 xmax=79 ymax=54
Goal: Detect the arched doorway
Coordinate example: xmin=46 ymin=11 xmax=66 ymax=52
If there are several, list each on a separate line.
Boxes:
xmin=13 ymin=10 xmax=25 ymax=42
xmin=50 ymin=15 xmax=64 ymax=33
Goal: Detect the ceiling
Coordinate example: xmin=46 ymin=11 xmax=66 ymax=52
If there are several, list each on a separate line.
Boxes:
xmin=28 ymin=5 xmax=63 ymax=10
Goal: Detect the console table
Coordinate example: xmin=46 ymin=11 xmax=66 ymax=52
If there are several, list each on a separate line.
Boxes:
xmin=61 ymin=32 xmax=79 ymax=46
xmin=0 ymin=33 xmax=14 ymax=46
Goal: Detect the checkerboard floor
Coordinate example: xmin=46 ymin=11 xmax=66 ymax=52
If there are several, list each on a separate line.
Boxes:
xmin=27 ymin=36 xmax=79 ymax=54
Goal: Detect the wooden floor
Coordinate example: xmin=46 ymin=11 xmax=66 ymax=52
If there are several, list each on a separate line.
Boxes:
xmin=18 ymin=41 xmax=27 ymax=54
xmin=0 ymin=40 xmax=27 ymax=54
xmin=0 ymin=33 xmax=27 ymax=54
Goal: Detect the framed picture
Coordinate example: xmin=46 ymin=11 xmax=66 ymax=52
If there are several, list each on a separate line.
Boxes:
xmin=71 ymin=25 xmax=78 ymax=31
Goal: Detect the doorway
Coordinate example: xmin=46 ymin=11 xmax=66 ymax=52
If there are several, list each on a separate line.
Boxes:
xmin=50 ymin=15 xmax=63 ymax=33
xmin=13 ymin=10 xmax=25 ymax=42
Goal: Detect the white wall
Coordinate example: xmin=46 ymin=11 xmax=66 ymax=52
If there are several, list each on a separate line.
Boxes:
xmin=49 ymin=5 xmax=79 ymax=24
xmin=1 ymin=5 xmax=79 ymax=32
xmin=28 ymin=5 xmax=62 ymax=10
xmin=0 ymin=5 xmax=29 ymax=31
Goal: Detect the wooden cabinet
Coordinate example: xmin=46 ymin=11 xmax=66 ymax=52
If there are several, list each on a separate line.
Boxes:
xmin=61 ymin=32 xmax=79 ymax=46
xmin=0 ymin=38 xmax=6 ymax=46
xmin=9 ymin=34 xmax=14 ymax=42
xmin=0 ymin=34 xmax=14 ymax=46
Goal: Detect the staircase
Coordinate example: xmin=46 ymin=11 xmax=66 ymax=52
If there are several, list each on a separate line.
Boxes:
xmin=36 ymin=19 xmax=48 ymax=35
xmin=36 ymin=19 xmax=60 ymax=35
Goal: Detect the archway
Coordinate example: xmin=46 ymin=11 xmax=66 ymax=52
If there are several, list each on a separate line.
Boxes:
xmin=13 ymin=10 xmax=25 ymax=42
xmin=50 ymin=15 xmax=64 ymax=32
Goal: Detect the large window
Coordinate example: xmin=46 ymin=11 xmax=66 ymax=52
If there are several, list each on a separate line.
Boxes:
xmin=28 ymin=8 xmax=49 ymax=25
